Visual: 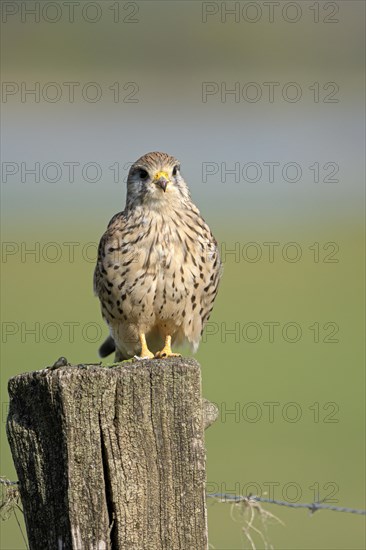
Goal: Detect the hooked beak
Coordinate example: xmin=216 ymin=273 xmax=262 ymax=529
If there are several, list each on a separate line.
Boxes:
xmin=153 ymin=171 xmax=169 ymax=192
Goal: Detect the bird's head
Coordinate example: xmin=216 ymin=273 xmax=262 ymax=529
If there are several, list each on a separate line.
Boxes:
xmin=126 ymin=152 xmax=191 ymax=211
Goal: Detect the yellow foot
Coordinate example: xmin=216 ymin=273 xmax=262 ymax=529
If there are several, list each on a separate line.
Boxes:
xmin=138 ymin=333 xmax=154 ymax=359
xmin=155 ymin=335 xmax=181 ymax=359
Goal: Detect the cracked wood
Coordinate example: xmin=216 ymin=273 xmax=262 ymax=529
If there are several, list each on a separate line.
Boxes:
xmin=6 ymin=358 xmax=208 ymax=550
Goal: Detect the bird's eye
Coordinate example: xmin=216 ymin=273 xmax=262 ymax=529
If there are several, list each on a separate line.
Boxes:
xmin=139 ymin=169 xmax=149 ymax=180
xmin=172 ymin=165 xmax=179 ymax=176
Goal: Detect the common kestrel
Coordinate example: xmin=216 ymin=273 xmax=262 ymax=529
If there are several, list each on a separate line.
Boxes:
xmin=94 ymin=151 xmax=222 ymax=360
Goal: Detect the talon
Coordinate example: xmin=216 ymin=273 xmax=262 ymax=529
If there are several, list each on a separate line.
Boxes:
xmin=155 ymin=335 xmax=181 ymax=359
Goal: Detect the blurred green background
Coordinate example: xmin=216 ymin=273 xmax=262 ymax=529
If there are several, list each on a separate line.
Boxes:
xmin=1 ymin=1 xmax=365 ymax=548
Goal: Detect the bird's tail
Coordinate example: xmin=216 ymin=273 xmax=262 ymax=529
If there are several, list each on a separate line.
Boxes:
xmin=98 ymin=335 xmax=116 ymax=358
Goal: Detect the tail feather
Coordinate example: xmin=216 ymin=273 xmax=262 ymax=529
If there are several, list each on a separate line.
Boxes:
xmin=98 ymin=336 xmax=116 ymax=358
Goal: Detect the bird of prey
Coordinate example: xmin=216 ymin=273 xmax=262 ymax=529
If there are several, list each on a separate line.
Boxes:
xmin=94 ymin=151 xmax=222 ymax=360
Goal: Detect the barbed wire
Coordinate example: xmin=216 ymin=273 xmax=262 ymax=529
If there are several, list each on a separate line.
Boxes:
xmin=2 ymin=479 xmax=365 ymax=516
xmin=0 ymin=478 xmax=28 ymax=549
xmin=207 ymin=493 xmax=366 ymax=516
xmin=1 ymin=478 xmax=365 ymax=550
xmin=0 ymin=477 xmax=21 ymax=520
xmin=0 ymin=478 xmax=19 ymax=487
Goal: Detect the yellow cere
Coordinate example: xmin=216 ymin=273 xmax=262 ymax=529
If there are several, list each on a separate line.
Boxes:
xmin=153 ymin=171 xmax=169 ymax=181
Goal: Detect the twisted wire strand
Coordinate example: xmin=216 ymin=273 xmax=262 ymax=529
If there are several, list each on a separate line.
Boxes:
xmin=207 ymin=493 xmax=366 ymax=515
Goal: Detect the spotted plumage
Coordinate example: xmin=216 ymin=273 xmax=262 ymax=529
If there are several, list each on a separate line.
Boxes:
xmin=94 ymin=151 xmax=222 ymax=360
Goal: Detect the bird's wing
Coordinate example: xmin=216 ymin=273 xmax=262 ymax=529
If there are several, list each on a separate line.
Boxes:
xmin=93 ymin=211 xmax=126 ymax=297
xmin=94 ymin=211 xmax=129 ymax=359
xmin=175 ymin=207 xmax=222 ymax=352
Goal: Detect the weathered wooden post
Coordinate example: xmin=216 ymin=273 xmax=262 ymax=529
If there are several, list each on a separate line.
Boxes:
xmin=7 ymin=357 xmax=216 ymax=550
